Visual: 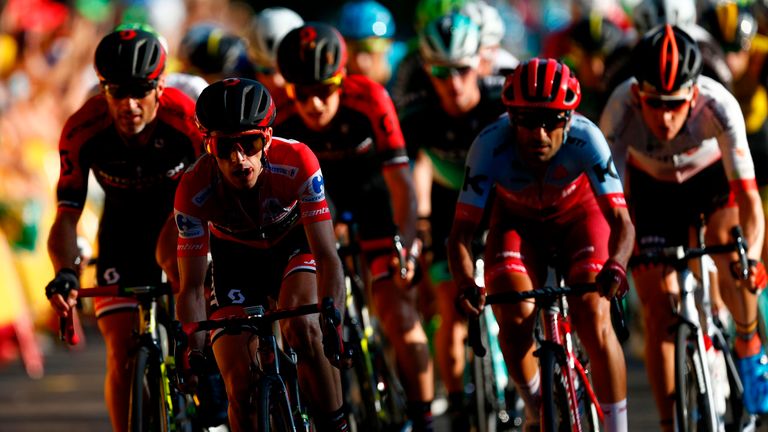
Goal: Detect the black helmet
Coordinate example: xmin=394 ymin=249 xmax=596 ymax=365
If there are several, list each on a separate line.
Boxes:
xmin=277 ymin=23 xmax=347 ymax=85
xmin=701 ymin=2 xmax=757 ymax=53
xmin=196 ymin=78 xmax=276 ymax=135
xmin=634 ymin=24 xmax=702 ymax=92
xmin=179 ymin=23 xmax=254 ymax=76
xmin=95 ymin=29 xmax=166 ymax=85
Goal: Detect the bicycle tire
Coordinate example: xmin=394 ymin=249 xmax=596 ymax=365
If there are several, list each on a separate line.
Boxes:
xmin=345 ymin=322 xmax=385 ymax=431
xmin=539 ymin=345 xmax=571 ymax=432
xmin=259 ymin=375 xmax=296 ymax=432
xmin=129 ymin=345 xmax=171 ymax=432
xmin=674 ymin=324 xmax=716 ymax=432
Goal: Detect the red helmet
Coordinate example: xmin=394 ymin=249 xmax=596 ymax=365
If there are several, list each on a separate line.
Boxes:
xmin=502 ymin=58 xmax=581 ymax=111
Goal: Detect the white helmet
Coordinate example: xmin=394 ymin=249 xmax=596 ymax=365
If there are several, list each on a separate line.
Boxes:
xmin=247 ymin=7 xmax=304 ymax=69
xmin=419 ymin=12 xmax=481 ymax=64
xmin=632 ymin=0 xmax=697 ymax=35
xmin=461 ymin=1 xmax=506 ymax=48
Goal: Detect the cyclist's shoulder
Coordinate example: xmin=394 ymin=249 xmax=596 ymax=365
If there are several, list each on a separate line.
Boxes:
xmin=694 ymin=76 xmax=743 ymax=124
xmin=471 ymin=114 xmax=514 ymax=158
xmin=165 ymin=72 xmax=208 ymax=101
xmin=158 ymin=87 xmax=198 ymax=120
xmin=342 ymin=74 xmax=392 ymax=105
xmin=61 ymin=94 xmax=113 ymax=142
xmin=176 ymin=155 xmax=217 ymax=208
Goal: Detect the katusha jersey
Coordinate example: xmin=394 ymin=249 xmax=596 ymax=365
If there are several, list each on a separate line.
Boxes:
xmin=56 ymin=87 xmax=204 ymax=212
xmin=456 ymin=113 xmax=627 ymax=223
xmin=600 ymin=75 xmax=756 ymax=192
xmin=174 ymin=137 xmax=332 ymax=256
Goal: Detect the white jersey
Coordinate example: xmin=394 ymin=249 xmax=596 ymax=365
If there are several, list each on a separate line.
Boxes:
xmin=600 ymin=75 xmax=755 ymax=185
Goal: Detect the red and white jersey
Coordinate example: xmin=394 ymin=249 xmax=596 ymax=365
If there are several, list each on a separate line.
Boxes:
xmin=600 ymin=75 xmax=756 ymax=192
xmin=174 ymin=137 xmax=331 ymax=256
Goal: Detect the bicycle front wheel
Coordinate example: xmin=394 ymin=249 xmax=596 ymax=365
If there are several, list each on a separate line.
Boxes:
xmin=539 ymin=346 xmax=571 ymax=432
xmin=675 ymin=324 xmax=716 ymax=432
xmin=129 ymin=345 xmax=171 ymax=432
xmin=259 ymin=375 xmax=298 ymax=432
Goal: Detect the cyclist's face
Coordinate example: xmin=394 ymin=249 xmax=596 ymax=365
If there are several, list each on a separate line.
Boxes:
xmin=635 ymin=82 xmax=696 ymax=142
xmin=511 ymin=109 xmax=569 ymax=167
xmin=426 ymin=61 xmax=481 ymax=116
xmin=211 ymin=129 xmax=272 ymax=190
xmin=103 ymin=78 xmax=164 ymax=137
xmin=289 ymin=82 xmax=341 ymax=131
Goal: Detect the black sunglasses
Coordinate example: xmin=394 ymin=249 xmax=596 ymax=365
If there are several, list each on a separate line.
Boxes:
xmin=210 ymin=133 xmax=266 ymax=159
xmin=512 ymin=112 xmax=570 ymax=131
xmin=103 ymin=82 xmax=157 ymax=99
xmin=428 ymin=64 xmax=473 ymax=80
xmin=291 ymin=83 xmax=342 ymax=102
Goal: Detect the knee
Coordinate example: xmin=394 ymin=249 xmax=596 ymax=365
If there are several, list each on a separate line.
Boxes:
xmin=282 ymin=316 xmax=322 ymax=358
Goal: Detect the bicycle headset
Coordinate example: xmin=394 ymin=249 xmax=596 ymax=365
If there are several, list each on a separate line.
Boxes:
xmin=247 ymin=7 xmax=305 ymax=71
xmin=419 ymin=12 xmax=481 ymax=64
xmin=94 ymin=28 xmax=166 ymax=85
xmin=338 ymin=0 xmax=395 ymax=40
xmin=502 ymin=58 xmax=582 ymax=112
xmin=277 ymin=23 xmax=347 ymax=86
xmin=633 ymin=24 xmax=703 ymax=93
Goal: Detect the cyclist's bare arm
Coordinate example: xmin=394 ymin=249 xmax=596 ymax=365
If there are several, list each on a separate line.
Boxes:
xmin=47 ymin=208 xmax=82 ymax=316
xmin=447 ymin=218 xmax=482 ymax=314
xmin=305 ymin=218 xmax=346 ymax=312
xmin=412 ymin=150 xmax=433 ymax=219
xmin=383 ymin=164 xmax=418 ymax=248
xmin=598 ymin=202 xmax=635 ymax=267
xmin=178 ymin=254 xmax=209 ymax=351
xmin=735 ymin=187 xmax=765 ymax=262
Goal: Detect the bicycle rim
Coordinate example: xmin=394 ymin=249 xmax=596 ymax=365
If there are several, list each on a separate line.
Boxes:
xmin=259 ymin=376 xmax=296 ymax=432
xmin=129 ymin=346 xmax=171 ymax=432
xmin=674 ymin=325 xmax=715 ymax=432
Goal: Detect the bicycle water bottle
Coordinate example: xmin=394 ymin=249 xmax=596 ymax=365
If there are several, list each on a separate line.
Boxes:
xmin=704 ymin=334 xmax=729 ymax=417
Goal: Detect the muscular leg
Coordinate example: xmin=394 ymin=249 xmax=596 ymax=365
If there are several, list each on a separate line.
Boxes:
xmin=371 ymin=277 xmax=434 ymax=402
xmin=97 ymin=310 xmax=138 ymax=432
xmin=434 ymin=279 xmax=466 ymax=395
xmin=486 ymin=271 xmax=539 ymax=416
xmin=632 ymin=266 xmax=679 ymax=431
xmin=212 ymin=332 xmax=258 ymax=431
xmin=568 ymin=291 xmax=627 ymax=403
xmin=278 ymin=271 xmax=344 ymax=414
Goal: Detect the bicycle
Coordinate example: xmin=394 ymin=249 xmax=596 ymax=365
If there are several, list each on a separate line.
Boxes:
xmin=62 ymin=282 xmax=196 ymax=432
xmin=176 ymin=297 xmax=345 ymax=432
xmin=468 ymin=276 xmax=609 ymax=432
xmin=629 ymin=222 xmax=758 ymax=432
xmin=335 ymin=225 xmax=409 ymax=431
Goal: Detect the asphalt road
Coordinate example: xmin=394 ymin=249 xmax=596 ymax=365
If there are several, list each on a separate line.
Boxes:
xmin=0 ymin=321 xmax=751 ymax=432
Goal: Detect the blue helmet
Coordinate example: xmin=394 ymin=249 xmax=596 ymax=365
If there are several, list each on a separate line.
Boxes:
xmin=339 ymin=0 xmax=396 ymax=39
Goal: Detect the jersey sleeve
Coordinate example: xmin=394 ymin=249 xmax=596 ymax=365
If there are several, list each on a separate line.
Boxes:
xmin=579 ymin=118 xmax=627 ymax=209
xmin=291 ymin=143 xmax=333 ymax=224
xmin=56 ymin=96 xmax=111 ymax=211
xmin=454 ymin=123 xmax=500 ymax=224
xmin=367 ymin=80 xmax=410 ymax=170
xmin=712 ymin=88 xmax=758 ymax=193
xmin=599 ymin=81 xmax=632 ymax=183
xmin=174 ymin=160 xmax=211 ymax=258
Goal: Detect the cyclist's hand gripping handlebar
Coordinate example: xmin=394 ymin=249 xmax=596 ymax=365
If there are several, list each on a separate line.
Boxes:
xmin=319 ymin=297 xmax=353 ymax=370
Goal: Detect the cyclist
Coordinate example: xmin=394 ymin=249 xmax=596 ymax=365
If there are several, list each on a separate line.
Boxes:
xmin=275 ymin=23 xmax=435 ymax=431
xmin=600 ymin=25 xmax=768 ymax=427
xmin=450 ymin=58 xmax=635 ymax=432
xmin=174 ymin=78 xmax=349 ymax=431
xmin=44 ymin=29 xmax=203 ymax=431
xmin=178 ymin=23 xmax=256 ymax=84
xmin=245 ymin=7 xmax=304 ymax=125
xmin=337 ymin=0 xmax=403 ymax=88
xmin=399 ymin=11 xmax=506 ymax=425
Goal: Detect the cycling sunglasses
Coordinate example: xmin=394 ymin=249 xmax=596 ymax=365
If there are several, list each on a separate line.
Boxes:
xmin=103 ymin=81 xmax=157 ymax=99
xmin=511 ymin=111 xmax=570 ymax=131
xmin=349 ymin=37 xmax=392 ymax=54
xmin=286 ymin=73 xmax=343 ymax=102
xmin=206 ymin=130 xmax=267 ymax=159
xmin=638 ymin=90 xmax=694 ymax=111
xmin=427 ymin=64 xmax=473 ymax=80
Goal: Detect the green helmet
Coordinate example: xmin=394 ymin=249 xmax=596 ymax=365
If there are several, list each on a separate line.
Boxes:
xmin=419 ymin=12 xmax=480 ymax=64
xmin=414 ymin=0 xmax=470 ymax=31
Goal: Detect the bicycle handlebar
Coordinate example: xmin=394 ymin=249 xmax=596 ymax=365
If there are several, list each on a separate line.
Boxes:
xmin=179 ymin=302 xmax=322 ymax=337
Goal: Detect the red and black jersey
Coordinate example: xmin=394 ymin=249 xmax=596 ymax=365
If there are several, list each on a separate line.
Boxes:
xmin=174 ymin=137 xmax=331 ymax=256
xmin=56 ymin=87 xmax=204 ymax=213
xmin=274 ymin=74 xmax=408 ymax=206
